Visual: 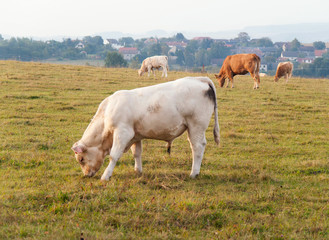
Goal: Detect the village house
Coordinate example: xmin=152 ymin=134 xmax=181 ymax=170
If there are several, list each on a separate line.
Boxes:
xmin=297 ymin=58 xmax=314 ymax=64
xmin=166 ymin=41 xmax=187 ymax=50
xmin=118 ymin=47 xmax=139 ymax=60
xmin=144 ymin=38 xmax=158 ymax=45
xmin=75 ymin=42 xmax=85 ymax=49
xmin=192 ymin=37 xmax=212 ymax=42
xmin=281 ymin=51 xmax=299 ymax=61
xmin=260 ymin=63 xmax=268 ymax=72
xmin=233 ymin=47 xmax=263 ymax=57
xmin=106 ymin=39 xmax=123 ymax=50
xmin=315 ymin=49 xmax=327 ymax=58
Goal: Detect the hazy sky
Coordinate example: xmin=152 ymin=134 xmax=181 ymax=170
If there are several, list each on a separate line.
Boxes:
xmin=1 ymin=0 xmax=329 ymax=37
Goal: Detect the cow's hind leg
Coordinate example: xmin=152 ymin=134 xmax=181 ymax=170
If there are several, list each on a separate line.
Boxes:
xmin=166 ymin=141 xmax=172 ymax=155
xmin=251 ymin=72 xmax=260 ymax=89
xmin=187 ymin=127 xmax=207 ymax=178
xmin=101 ymin=128 xmax=134 ymax=181
xmin=131 ymin=141 xmax=142 ymax=173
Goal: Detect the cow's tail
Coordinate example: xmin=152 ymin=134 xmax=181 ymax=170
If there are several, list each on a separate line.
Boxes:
xmin=165 ymin=56 xmax=169 ymax=71
xmin=254 ymin=54 xmax=261 ymax=76
xmin=207 ymin=79 xmax=220 ymax=146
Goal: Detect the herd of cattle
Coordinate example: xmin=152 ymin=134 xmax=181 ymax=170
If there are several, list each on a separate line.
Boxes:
xmin=137 ymin=54 xmax=293 ymax=87
xmin=72 ymin=53 xmax=294 ymax=180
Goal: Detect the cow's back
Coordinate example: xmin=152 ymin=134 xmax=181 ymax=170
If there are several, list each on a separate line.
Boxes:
xmin=276 ymin=62 xmax=293 ymax=78
xmin=104 ymin=77 xmax=215 ymax=140
xmin=222 ymin=54 xmax=259 ymax=75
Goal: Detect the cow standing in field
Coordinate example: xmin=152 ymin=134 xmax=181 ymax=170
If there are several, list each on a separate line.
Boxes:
xmin=138 ymin=56 xmax=169 ymax=77
xmin=214 ymin=53 xmax=261 ymax=89
xmin=72 ymin=77 xmax=220 ymax=181
xmin=274 ymin=62 xmax=293 ymax=83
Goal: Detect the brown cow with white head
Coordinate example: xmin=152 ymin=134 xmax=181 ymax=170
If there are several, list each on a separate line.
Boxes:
xmin=215 ymin=53 xmax=261 ymax=89
xmin=274 ymin=62 xmax=293 ymax=83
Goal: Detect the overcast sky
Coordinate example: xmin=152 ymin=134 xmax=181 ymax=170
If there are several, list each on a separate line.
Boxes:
xmin=1 ymin=0 xmax=329 ymax=38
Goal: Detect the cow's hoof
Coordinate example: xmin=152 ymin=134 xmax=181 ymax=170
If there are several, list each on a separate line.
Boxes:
xmin=189 ymin=173 xmax=199 ymax=179
xmin=134 ymin=169 xmax=142 ymax=175
xmin=101 ymin=175 xmax=111 ymax=181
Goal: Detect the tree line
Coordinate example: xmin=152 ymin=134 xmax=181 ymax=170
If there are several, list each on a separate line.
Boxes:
xmin=1 ymin=33 xmax=329 ymax=78
xmin=0 ymin=35 xmax=111 ymax=61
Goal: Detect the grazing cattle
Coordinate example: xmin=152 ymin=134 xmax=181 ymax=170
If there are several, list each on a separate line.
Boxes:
xmin=215 ymin=53 xmax=261 ymax=89
xmin=259 ymin=73 xmax=267 ymax=77
xmin=138 ymin=55 xmax=169 ymax=77
xmin=274 ymin=62 xmax=293 ymax=82
xmin=72 ymin=77 xmax=220 ymax=181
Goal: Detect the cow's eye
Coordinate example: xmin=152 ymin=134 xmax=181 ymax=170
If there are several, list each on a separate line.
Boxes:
xmin=79 ymin=157 xmax=84 ymax=163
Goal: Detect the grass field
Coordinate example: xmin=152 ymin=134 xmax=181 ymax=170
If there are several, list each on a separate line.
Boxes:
xmin=0 ymin=60 xmax=328 ymax=239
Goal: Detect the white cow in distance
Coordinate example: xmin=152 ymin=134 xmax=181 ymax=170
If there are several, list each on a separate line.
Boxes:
xmin=72 ymin=77 xmax=220 ymax=181
xmin=138 ymin=55 xmax=169 ymax=77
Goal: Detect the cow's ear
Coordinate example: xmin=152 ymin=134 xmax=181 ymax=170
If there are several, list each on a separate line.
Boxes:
xmin=214 ymin=74 xmax=219 ymax=78
xmin=71 ymin=144 xmax=87 ymax=154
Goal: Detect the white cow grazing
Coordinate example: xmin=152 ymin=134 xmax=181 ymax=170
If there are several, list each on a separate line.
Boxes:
xmin=72 ymin=77 xmax=220 ymax=181
xmin=138 ymin=55 xmax=169 ymax=77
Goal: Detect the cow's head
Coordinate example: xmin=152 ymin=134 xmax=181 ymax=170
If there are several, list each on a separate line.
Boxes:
xmin=138 ymin=69 xmax=143 ymax=76
xmin=274 ymin=76 xmax=279 ymax=82
xmin=72 ymin=142 xmax=106 ymax=177
xmin=214 ymin=74 xmax=225 ymax=87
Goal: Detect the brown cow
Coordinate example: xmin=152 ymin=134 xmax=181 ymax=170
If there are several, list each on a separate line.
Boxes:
xmin=215 ymin=54 xmax=261 ymax=89
xmin=274 ymin=62 xmax=293 ymax=83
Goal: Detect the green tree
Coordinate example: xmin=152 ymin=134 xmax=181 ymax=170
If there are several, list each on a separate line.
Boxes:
xmin=209 ymin=42 xmax=230 ymax=59
xmin=186 ymin=40 xmax=199 ymax=52
xmin=313 ymin=41 xmax=326 ymax=50
xmin=160 ymin=43 xmax=169 ymax=56
xmin=105 ymin=52 xmax=127 ymax=67
xmin=176 ymin=50 xmax=185 ymax=65
xmin=195 ymin=49 xmax=209 ymax=66
xmin=257 ymin=37 xmax=273 ymax=47
xmin=83 ymin=36 xmax=104 ymax=46
xmin=237 ymin=32 xmax=250 ymax=46
xmin=148 ymin=43 xmax=162 ymax=56
xmin=200 ymin=39 xmax=213 ymax=50
xmin=322 ymin=51 xmax=329 ymax=59
xmin=175 ymin=33 xmax=186 ymax=41
xmin=290 ymin=38 xmax=301 ymax=51
xmin=119 ymin=37 xmax=134 ymax=47
xmin=264 ymin=55 xmax=276 ymax=63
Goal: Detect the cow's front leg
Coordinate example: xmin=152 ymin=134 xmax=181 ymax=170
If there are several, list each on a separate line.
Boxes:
xmin=227 ymin=75 xmax=234 ymax=88
xmin=101 ymin=128 xmax=134 ymax=181
xmin=147 ymin=66 xmax=152 ymax=77
xmin=225 ymin=79 xmax=229 ymax=88
xmin=187 ymin=128 xmax=207 ymax=178
xmin=131 ymin=141 xmax=142 ymax=173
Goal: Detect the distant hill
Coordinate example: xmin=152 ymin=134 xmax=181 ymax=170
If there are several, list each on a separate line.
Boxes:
xmin=242 ymin=22 xmax=329 ymax=42
xmin=8 ymin=22 xmax=329 ymax=43
xmin=97 ymin=22 xmax=329 ymax=43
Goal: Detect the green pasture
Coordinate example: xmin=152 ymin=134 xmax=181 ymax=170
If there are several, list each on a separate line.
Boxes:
xmin=0 ymin=61 xmax=328 ymax=239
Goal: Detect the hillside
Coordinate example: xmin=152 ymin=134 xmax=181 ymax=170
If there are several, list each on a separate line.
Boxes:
xmin=96 ymin=22 xmax=329 ymax=43
xmin=0 ymin=61 xmax=328 ymax=239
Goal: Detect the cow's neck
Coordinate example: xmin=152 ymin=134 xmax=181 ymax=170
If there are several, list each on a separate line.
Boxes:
xmin=81 ymin=117 xmax=105 ymax=148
